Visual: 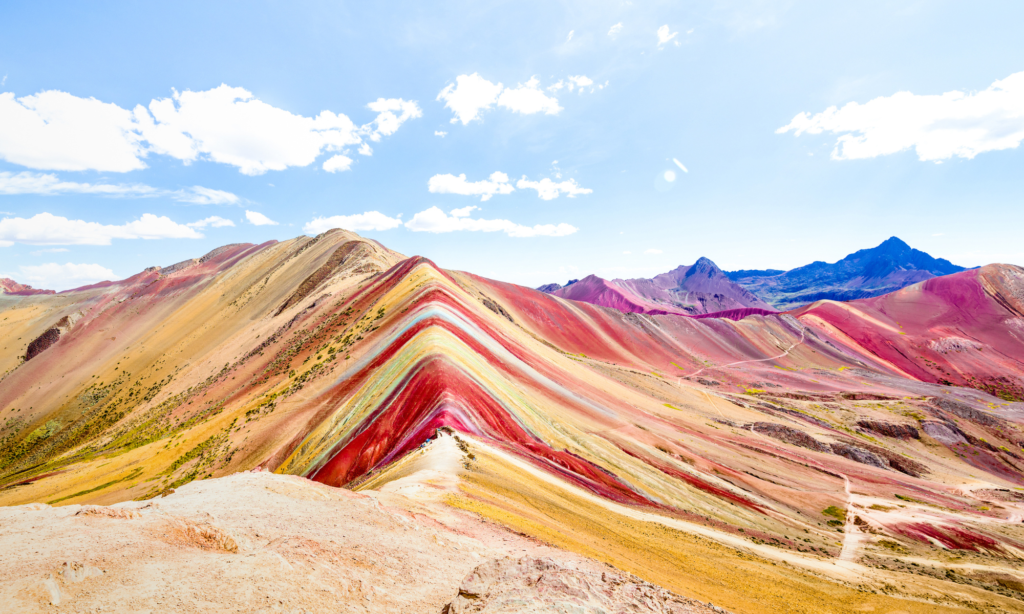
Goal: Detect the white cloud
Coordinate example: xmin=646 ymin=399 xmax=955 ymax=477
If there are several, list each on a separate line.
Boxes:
xmin=0 ymin=85 xmax=419 ymax=175
xmin=0 ymin=171 xmax=241 ymax=205
xmin=0 ymin=212 xmax=202 ymax=246
xmin=0 ymin=171 xmax=158 ymax=197
xmin=776 ymin=71 xmax=1024 ymax=162
xmin=449 ymin=205 xmax=478 ymax=218
xmin=30 ymin=248 xmax=69 ymax=256
xmin=138 ymin=85 xmax=367 ymax=175
xmin=497 ymin=78 xmax=562 ymax=116
xmin=0 ymin=91 xmax=145 ymax=172
xmin=657 ymin=25 xmax=679 ymax=47
xmin=567 ymin=30 xmax=574 ymax=42
xmin=303 ymin=211 xmax=402 ymax=234
xmin=175 ymin=186 xmax=240 ymax=205
xmin=428 ymin=172 xmax=515 ymax=201
xmin=608 ymin=23 xmax=623 ymax=38
xmin=437 ymin=73 xmax=505 ymax=125
xmin=187 ymin=216 xmax=235 ymax=229
xmin=245 ymin=210 xmax=278 ymax=226
xmin=439 ymin=74 xmax=589 ymax=124
xmin=645 ymin=248 xmax=663 ymax=254
xmin=323 ymin=154 xmax=353 ymax=173
xmin=357 ymin=143 xmax=373 ymax=156
xmin=672 ymin=158 xmax=689 ymax=173
xmin=515 ymin=177 xmax=592 ymax=200
xmin=363 ymin=98 xmax=422 ymax=141
xmin=16 ymin=262 xmax=118 ymax=291
xmin=404 ymin=206 xmax=576 ymax=238
xmin=549 ymin=76 xmax=597 ymax=94
xmin=434 ymin=131 xmax=447 ymax=137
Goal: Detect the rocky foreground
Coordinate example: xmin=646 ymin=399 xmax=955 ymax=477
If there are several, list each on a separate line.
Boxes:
xmin=0 ymin=470 xmax=724 ymax=614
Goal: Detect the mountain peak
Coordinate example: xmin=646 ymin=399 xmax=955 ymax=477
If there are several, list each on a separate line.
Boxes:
xmin=876 ymin=236 xmax=911 ymax=252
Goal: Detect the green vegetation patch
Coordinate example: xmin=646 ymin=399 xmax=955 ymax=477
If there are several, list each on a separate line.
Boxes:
xmin=822 ymin=505 xmax=846 ymax=521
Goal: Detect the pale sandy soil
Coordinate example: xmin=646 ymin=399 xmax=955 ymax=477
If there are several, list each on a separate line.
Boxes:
xmin=0 ymin=468 xmax=668 ymax=614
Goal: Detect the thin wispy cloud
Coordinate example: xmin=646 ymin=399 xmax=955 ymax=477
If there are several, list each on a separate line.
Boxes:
xmin=303 ymin=211 xmax=402 ymax=234
xmin=0 ymin=171 xmax=241 ymax=205
xmin=777 ymin=70 xmax=1024 ymax=162
xmin=0 ymin=212 xmax=207 ymax=246
xmin=405 ymin=206 xmax=576 ymax=238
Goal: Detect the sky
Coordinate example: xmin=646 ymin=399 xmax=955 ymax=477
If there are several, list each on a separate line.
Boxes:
xmin=1 ymin=1 xmax=1023 ymax=291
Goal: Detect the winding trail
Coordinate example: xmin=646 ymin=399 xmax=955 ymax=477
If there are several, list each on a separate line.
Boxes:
xmin=679 ymin=326 xmax=807 ymax=383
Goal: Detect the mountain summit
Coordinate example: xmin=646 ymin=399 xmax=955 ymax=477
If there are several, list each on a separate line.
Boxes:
xmin=541 ymin=257 xmax=775 ymax=316
xmin=726 ymin=237 xmax=966 ymax=310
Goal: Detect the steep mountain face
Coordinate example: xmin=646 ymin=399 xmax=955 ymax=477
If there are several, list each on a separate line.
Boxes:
xmin=726 ymin=237 xmax=966 ymax=310
xmin=2 ymin=232 xmax=1024 ymax=612
xmin=544 ymin=257 xmax=776 ymax=316
xmin=0 ymin=277 xmax=54 ymax=296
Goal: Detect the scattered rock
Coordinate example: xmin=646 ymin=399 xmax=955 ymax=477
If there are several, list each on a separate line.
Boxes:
xmin=748 ymin=423 xmax=830 ymax=453
xmin=481 ymin=297 xmax=514 ymax=323
xmin=921 ymin=421 xmax=968 ymax=446
xmin=856 ymin=420 xmax=920 ymax=440
xmin=161 ymin=519 xmax=238 ymax=553
xmin=75 ymin=506 xmax=141 ymax=520
xmin=443 ymin=556 xmax=725 ymax=613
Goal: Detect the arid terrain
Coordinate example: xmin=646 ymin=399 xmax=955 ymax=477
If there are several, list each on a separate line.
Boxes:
xmin=2 ymin=229 xmax=1024 ymax=613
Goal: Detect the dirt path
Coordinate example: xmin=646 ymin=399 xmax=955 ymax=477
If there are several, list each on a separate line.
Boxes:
xmin=680 ymin=326 xmax=806 ymax=382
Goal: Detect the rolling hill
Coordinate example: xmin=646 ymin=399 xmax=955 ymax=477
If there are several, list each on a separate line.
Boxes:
xmin=2 ymin=230 xmax=1024 ymax=612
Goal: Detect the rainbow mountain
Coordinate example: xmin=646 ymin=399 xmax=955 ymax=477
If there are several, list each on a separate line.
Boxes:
xmin=3 ymin=229 xmax=1024 ymax=612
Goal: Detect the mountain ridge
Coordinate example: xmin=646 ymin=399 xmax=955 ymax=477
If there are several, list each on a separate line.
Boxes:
xmin=543 ymin=256 xmax=775 ymax=316
xmin=726 ymin=236 xmax=967 ymax=309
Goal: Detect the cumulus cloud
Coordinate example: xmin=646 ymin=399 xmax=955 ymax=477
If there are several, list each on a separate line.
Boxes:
xmin=404 ymin=206 xmax=576 ymax=238
xmin=515 ymin=177 xmax=592 ymax=200
xmin=0 ymin=171 xmax=241 ymax=205
xmin=0 ymin=85 xmax=420 ymax=175
xmin=303 ymin=211 xmax=402 ymax=234
xmin=497 ymin=78 xmax=562 ymax=116
xmin=323 ymin=154 xmax=353 ymax=173
xmin=608 ymin=23 xmax=623 ymax=38
xmin=776 ymin=71 xmax=1024 ymax=162
xmin=657 ymin=25 xmax=679 ymax=47
xmin=0 ymin=212 xmax=203 ymax=246
xmin=245 ymin=210 xmax=278 ymax=226
xmin=437 ymin=74 xmax=505 ymax=125
xmin=0 ymin=91 xmax=144 ymax=172
xmin=438 ymin=74 xmax=586 ymax=124
xmin=363 ymin=98 xmax=423 ymax=141
xmin=449 ymin=205 xmax=477 ymax=218
xmin=428 ymin=172 xmax=515 ymax=201
xmin=187 ymin=216 xmax=235 ymax=229
xmin=16 ymin=262 xmax=118 ymax=291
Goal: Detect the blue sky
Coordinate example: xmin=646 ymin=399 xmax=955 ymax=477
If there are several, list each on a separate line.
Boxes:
xmin=1 ymin=1 xmax=1023 ymax=290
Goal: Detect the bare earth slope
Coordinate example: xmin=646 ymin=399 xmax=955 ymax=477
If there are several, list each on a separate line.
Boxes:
xmin=2 ymin=231 xmax=1024 ymax=613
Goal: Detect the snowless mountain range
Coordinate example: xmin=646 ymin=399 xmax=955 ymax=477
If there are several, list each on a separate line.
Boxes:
xmin=2 ymin=230 xmax=1024 ymax=613
xmin=538 ymin=237 xmax=968 ymax=314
